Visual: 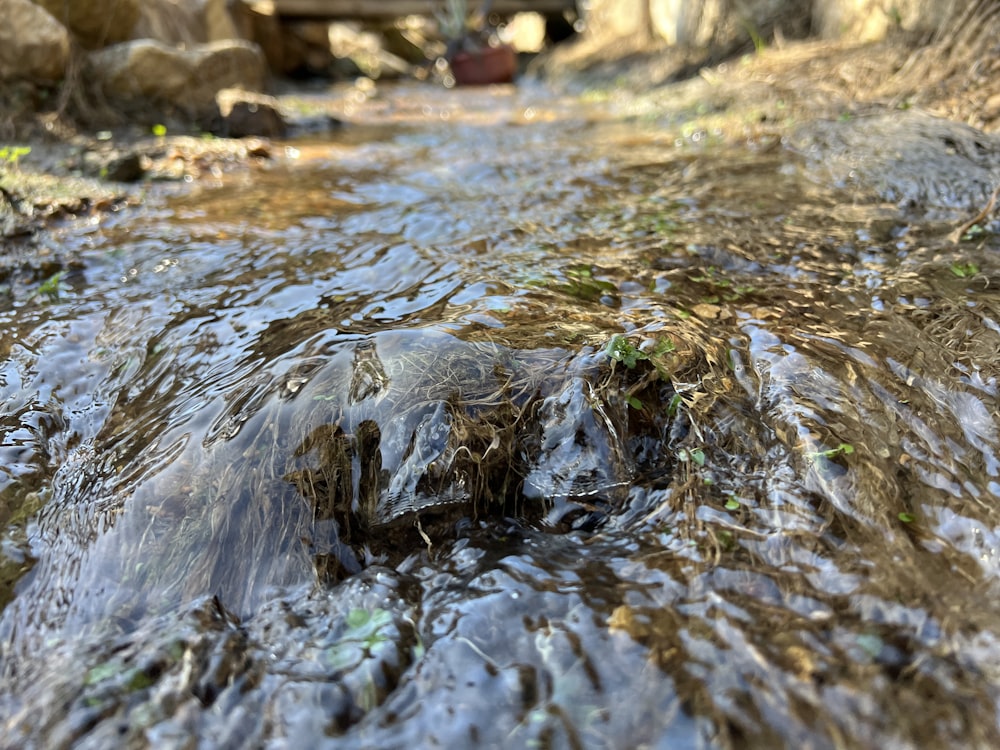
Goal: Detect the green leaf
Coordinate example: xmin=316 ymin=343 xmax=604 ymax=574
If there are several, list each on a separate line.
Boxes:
xmin=950 ymin=262 xmax=980 ymax=278
xmin=152 ymin=123 xmax=168 ymax=137
xmin=725 ymin=497 xmax=740 ymax=511
xmin=626 ymin=395 xmax=643 ymax=409
xmin=898 ymin=512 xmax=916 ymax=523
xmin=812 ymin=442 xmax=854 ymax=460
xmin=689 ymin=448 xmax=706 ymax=466
xmin=605 ymin=335 xmax=647 ymax=369
xmin=667 ymin=393 xmax=683 ymax=416
xmin=38 ymin=270 xmax=67 ymax=301
xmin=346 ymin=608 xmax=371 ymax=629
xmin=84 ymin=661 xmax=120 ymax=686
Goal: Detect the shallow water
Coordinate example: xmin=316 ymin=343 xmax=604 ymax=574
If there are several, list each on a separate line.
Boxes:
xmin=2 ymin=83 xmax=1000 ymax=748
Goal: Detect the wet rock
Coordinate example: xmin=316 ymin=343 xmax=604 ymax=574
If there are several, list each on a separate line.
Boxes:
xmin=789 ymin=109 xmax=1000 ymax=215
xmin=33 ymin=0 xmax=139 ymax=50
xmin=213 ymin=88 xmax=288 ymax=139
xmin=87 ymin=38 xmax=267 ymax=119
xmin=0 ymin=0 xmax=70 ymax=83
xmin=103 ymin=152 xmax=145 ymax=183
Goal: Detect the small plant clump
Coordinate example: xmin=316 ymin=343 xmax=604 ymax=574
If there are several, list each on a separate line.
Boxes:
xmin=37 ymin=270 xmax=70 ymax=302
xmin=950 ymin=262 xmax=980 ymax=278
xmin=812 ymin=442 xmax=854 ymax=460
xmin=0 ymin=145 xmax=31 ymax=169
xmin=605 ymin=334 xmax=676 ymax=375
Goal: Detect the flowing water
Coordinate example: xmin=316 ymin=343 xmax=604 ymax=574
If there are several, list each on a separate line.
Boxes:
xmin=2 ymin=83 xmax=1000 ymax=748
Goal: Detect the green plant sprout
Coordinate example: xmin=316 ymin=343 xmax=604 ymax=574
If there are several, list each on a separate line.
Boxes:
xmin=38 ymin=271 xmax=70 ymax=302
xmin=809 ymin=442 xmax=854 ymax=460
xmin=950 ymin=262 xmax=980 ymax=277
xmin=667 ymin=392 xmax=684 ymax=417
xmin=0 ymin=145 xmax=31 ymax=169
xmin=678 ymin=447 xmax=706 ymax=466
xmin=605 ymin=335 xmax=675 ymax=373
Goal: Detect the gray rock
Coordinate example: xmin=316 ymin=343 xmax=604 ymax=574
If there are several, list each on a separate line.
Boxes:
xmin=87 ymin=38 xmax=267 ymax=119
xmin=0 ymin=0 xmax=70 ymax=83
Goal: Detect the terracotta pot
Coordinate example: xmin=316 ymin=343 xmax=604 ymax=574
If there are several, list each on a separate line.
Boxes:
xmin=449 ymin=43 xmax=517 ymax=86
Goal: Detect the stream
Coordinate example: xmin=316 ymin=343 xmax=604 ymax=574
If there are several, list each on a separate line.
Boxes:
xmin=2 ymin=82 xmax=1000 ymax=748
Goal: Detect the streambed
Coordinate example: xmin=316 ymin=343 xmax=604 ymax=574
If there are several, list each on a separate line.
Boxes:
xmin=2 ymin=83 xmax=1000 ymax=748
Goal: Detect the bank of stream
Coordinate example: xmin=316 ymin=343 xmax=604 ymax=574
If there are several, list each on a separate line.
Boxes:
xmin=2 ymin=79 xmax=1000 ymax=748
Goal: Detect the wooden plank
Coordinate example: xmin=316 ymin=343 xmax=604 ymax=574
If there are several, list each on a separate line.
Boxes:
xmin=271 ymin=0 xmax=574 ymax=20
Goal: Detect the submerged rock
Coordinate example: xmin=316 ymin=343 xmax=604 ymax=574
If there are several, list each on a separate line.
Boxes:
xmin=0 ymin=327 xmax=672 ymax=666
xmin=210 ymin=330 xmax=665 ymax=578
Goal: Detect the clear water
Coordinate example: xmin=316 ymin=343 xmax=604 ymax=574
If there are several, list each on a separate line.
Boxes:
xmin=2 ymin=83 xmax=1000 ymax=748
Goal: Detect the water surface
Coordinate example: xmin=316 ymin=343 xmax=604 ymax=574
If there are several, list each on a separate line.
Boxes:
xmin=2 ymin=83 xmax=999 ymax=748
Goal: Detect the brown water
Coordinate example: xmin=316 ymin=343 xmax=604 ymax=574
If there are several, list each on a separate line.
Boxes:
xmin=2 ymin=83 xmax=1000 ymax=748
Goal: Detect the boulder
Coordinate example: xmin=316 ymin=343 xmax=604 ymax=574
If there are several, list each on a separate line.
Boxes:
xmin=132 ymin=0 xmax=240 ymax=46
xmin=33 ymin=0 xmax=140 ymax=49
xmin=0 ymin=0 xmax=70 ymax=83
xmin=88 ymin=39 xmax=267 ymax=119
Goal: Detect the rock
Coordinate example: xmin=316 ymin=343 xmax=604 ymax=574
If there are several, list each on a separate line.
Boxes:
xmin=213 ymin=88 xmax=288 ymax=138
xmin=132 ymin=0 xmax=240 ymax=46
xmin=103 ymin=152 xmax=145 ymax=182
xmin=0 ymin=0 xmax=70 ymax=83
xmin=87 ymin=39 xmax=267 ymax=119
xmin=33 ymin=0 xmax=139 ymax=49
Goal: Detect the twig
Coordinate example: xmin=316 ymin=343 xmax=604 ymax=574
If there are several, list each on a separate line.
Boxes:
xmin=949 ymin=181 xmax=1000 ymax=244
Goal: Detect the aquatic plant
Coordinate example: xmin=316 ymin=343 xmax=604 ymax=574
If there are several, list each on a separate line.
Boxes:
xmin=605 ymin=334 xmax=676 ymax=378
xmin=37 ymin=270 xmax=69 ymax=302
xmin=950 ymin=261 xmax=980 ymax=277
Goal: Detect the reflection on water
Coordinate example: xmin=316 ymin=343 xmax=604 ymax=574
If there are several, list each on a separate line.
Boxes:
xmin=2 ymin=84 xmax=1000 ymax=748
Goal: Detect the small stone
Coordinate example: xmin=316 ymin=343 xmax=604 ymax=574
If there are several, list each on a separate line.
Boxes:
xmin=103 ymin=152 xmax=145 ymax=183
xmin=214 ymin=88 xmax=288 ymax=139
xmin=88 ymin=39 xmax=267 ymax=120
